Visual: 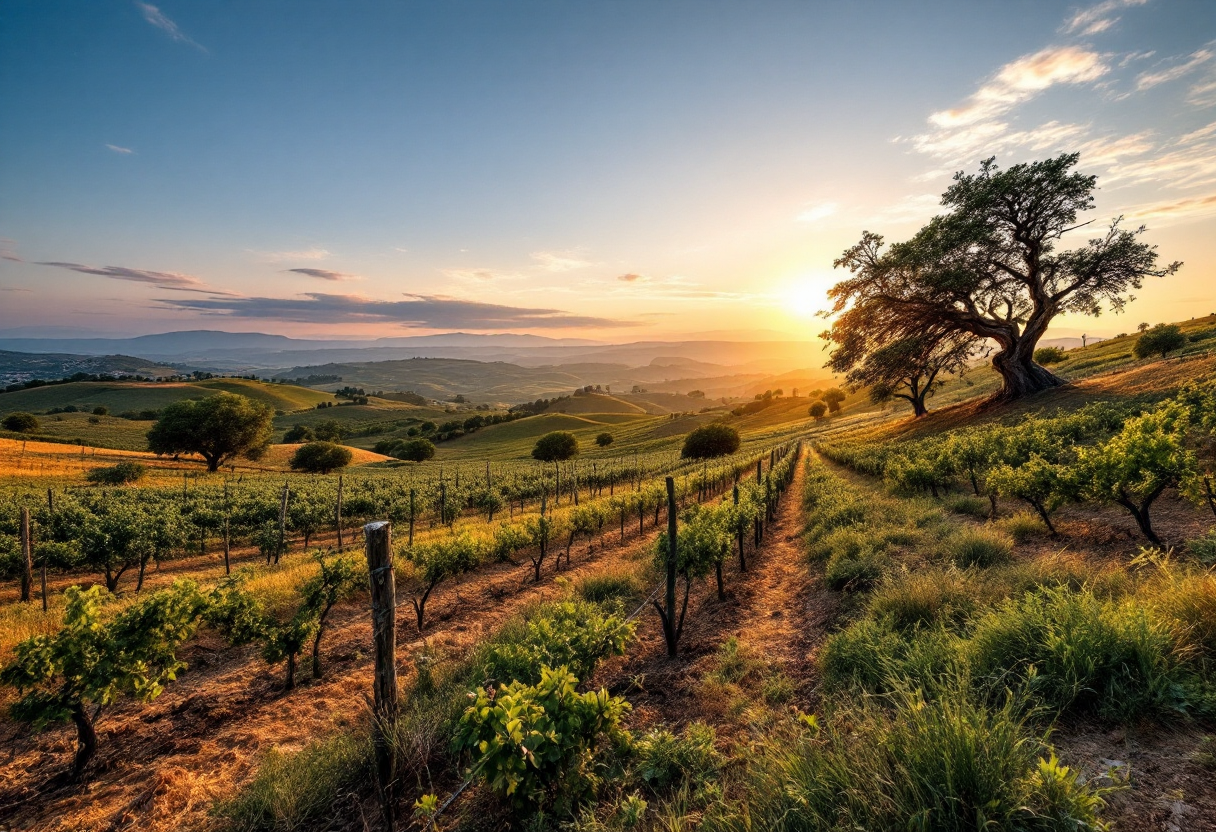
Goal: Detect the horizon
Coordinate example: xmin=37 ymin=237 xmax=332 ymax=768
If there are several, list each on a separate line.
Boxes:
xmin=2 ymin=1 xmax=1215 ymax=342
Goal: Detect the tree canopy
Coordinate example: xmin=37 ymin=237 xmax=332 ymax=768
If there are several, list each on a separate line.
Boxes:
xmin=2 ymin=412 xmax=39 ymax=433
xmin=825 ymin=154 xmax=1180 ymax=403
xmin=532 ymin=431 xmax=580 ymax=463
xmin=146 ymin=392 xmax=274 ymax=472
xmin=289 ymin=441 xmax=353 ymax=474
xmin=1134 ymin=324 xmax=1186 ymax=358
xmin=832 ymin=332 xmax=974 ymax=417
xmin=395 ymin=438 xmax=436 ymax=462
xmin=681 ymin=424 xmax=740 ymax=459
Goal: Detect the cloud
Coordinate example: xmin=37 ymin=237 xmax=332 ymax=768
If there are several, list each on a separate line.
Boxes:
xmin=1188 ymin=68 xmax=1216 ymax=107
xmin=155 ymin=292 xmax=635 ymax=329
xmin=1061 ymin=0 xmax=1149 ymax=36
xmin=34 ymin=261 xmax=227 ymax=293
xmin=796 ymin=202 xmax=838 ymax=223
xmin=531 ymin=250 xmax=592 ymax=272
xmin=1126 ymin=192 xmax=1216 ymax=225
xmin=913 ymin=47 xmax=1108 ymax=162
xmin=105 ymin=144 xmax=134 ymax=154
xmin=0 ymin=286 xmax=31 ymax=293
xmin=617 ymin=273 xmax=646 ymax=283
xmin=253 ymin=247 xmax=330 ymax=263
xmin=1136 ymin=47 xmax=1215 ymax=91
xmin=286 ymin=268 xmax=359 ymax=282
xmin=136 ymin=2 xmax=208 ymax=53
xmin=441 ymin=267 xmax=522 ymax=282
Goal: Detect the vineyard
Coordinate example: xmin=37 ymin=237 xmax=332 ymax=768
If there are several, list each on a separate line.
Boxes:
xmin=2 ymin=349 xmax=1216 ymax=830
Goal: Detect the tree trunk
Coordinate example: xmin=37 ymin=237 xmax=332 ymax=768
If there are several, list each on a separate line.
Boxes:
xmin=70 ymin=702 xmax=98 ymax=777
xmin=363 ymin=520 xmax=398 ymax=832
xmin=285 ymin=651 xmax=297 ymax=690
xmin=1116 ymin=492 xmax=1163 ymax=545
xmin=715 ymin=562 xmax=725 ymax=601
xmin=989 ymin=343 xmax=1065 ymax=403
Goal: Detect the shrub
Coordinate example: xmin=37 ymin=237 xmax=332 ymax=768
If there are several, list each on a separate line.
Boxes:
xmin=946 ymin=494 xmax=989 ymax=518
xmin=575 ymin=568 xmax=644 ymax=606
xmin=995 ymin=511 xmax=1047 ymax=543
xmin=91 ymin=405 xmax=109 ymax=416
xmin=869 ymin=568 xmax=976 ymax=630
xmin=289 ymin=441 xmax=352 ymax=474
xmin=216 ymin=731 xmax=367 ymax=830
xmin=455 ymin=666 xmax=630 ymax=813
xmin=819 ymin=618 xmax=964 ymax=695
xmin=633 ymin=723 xmax=720 ymax=794
xmin=680 ymin=424 xmax=740 ymax=460
xmin=1033 ymin=346 xmax=1067 ymax=364
xmin=86 ymin=461 xmax=147 ymax=485
xmin=595 ymin=432 xmax=614 ymax=447
xmin=283 ymin=423 xmax=314 ymax=443
xmin=824 ymin=548 xmax=888 ymax=591
xmin=394 ymin=438 xmax=435 ymax=462
xmin=1134 ymin=324 xmax=1186 ymax=358
xmin=969 ymin=587 xmax=1188 ymax=720
xmin=944 ymin=528 xmax=1014 ymax=568
xmin=532 ymin=431 xmax=580 ymax=462
xmin=2 ymin=412 xmax=39 ymax=433
xmin=809 ymin=401 xmax=828 ymax=419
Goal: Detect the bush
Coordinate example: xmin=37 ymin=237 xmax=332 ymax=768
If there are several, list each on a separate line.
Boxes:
xmin=1134 ymin=323 xmax=1186 ymax=358
xmin=946 ymin=494 xmax=990 ymax=518
xmin=2 ymin=412 xmax=39 ymax=433
xmin=216 ymin=731 xmax=367 ymax=830
xmin=969 ymin=587 xmax=1188 ymax=720
xmin=394 ymin=438 xmax=435 ymax=462
xmin=283 ymin=424 xmax=314 ymax=443
xmin=824 ymin=548 xmax=888 ymax=591
xmin=454 ymin=666 xmax=630 ymax=813
xmin=633 ymin=723 xmax=720 ymax=794
xmin=91 ymin=405 xmax=109 ymax=416
xmin=944 ymin=528 xmax=1014 ymax=568
xmin=595 ymin=432 xmax=614 ymax=447
xmin=995 ymin=511 xmax=1047 ymax=543
xmin=1033 ymin=346 xmax=1067 ymax=364
xmin=809 ymin=401 xmax=828 ymax=419
xmin=869 ymin=568 xmax=976 ymax=630
xmin=86 ymin=461 xmax=147 ymax=485
xmin=289 ymin=441 xmax=352 ymax=474
xmin=532 ymin=431 xmax=580 ymax=462
xmin=680 ymin=424 xmax=740 ymax=459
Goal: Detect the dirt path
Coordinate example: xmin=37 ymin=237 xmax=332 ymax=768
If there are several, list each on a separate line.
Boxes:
xmin=589 ymin=450 xmax=839 ymax=735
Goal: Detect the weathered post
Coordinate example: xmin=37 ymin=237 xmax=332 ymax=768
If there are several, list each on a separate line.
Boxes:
xmin=408 ymin=488 xmax=416 ymax=546
xmin=43 ymin=489 xmax=53 ymax=611
xmin=364 ymin=521 xmax=398 ymax=831
xmin=754 ymin=460 xmax=763 ymax=545
xmin=439 ymin=480 xmax=448 ymax=527
xmin=19 ymin=507 xmax=33 ymax=603
xmin=734 ymin=483 xmax=746 ymax=572
xmin=276 ymin=485 xmax=289 ymax=564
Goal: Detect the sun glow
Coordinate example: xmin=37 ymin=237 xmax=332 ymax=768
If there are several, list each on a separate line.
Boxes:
xmin=784 ymin=277 xmax=830 ymax=319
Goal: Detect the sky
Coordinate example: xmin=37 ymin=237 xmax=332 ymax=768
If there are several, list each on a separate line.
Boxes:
xmin=1 ymin=0 xmax=1214 ymax=342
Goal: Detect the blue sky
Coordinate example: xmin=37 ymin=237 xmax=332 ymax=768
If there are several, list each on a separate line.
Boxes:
xmin=1 ymin=0 xmax=1214 ymax=339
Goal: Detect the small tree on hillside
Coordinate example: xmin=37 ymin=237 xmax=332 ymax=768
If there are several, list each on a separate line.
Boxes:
xmin=283 ymin=424 xmax=314 ymax=443
xmin=831 ymin=332 xmax=974 ymax=417
xmin=147 ymin=393 xmax=273 ymax=472
xmin=809 ymin=401 xmax=828 ymax=420
xmin=2 ymin=412 xmax=39 ymax=433
xmin=822 ymin=388 xmax=847 ymax=414
xmin=681 ymin=424 xmax=740 ymax=459
xmin=290 ymin=441 xmax=353 ymax=474
xmin=1134 ymin=324 xmax=1186 ymax=358
xmin=395 ymin=438 xmax=436 ymax=462
xmin=532 ymin=431 xmax=580 ymax=463
xmin=595 ymin=432 xmax=614 ymax=447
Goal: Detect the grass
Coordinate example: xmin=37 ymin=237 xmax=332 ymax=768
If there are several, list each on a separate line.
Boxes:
xmin=944 ymin=527 xmax=1014 ymax=568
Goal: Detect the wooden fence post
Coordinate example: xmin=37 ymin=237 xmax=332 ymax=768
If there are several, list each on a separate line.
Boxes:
xmin=336 ymin=474 xmax=344 ymax=550
xmin=20 ymin=508 xmax=32 ymax=603
xmin=364 ymin=521 xmax=398 ymax=831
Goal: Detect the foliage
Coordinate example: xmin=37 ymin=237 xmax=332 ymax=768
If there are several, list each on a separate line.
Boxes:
xmin=1034 ymin=346 xmax=1067 ymax=365
xmin=1 ymin=581 xmax=206 ymax=773
xmin=399 ymin=533 xmax=482 ymax=629
xmin=1134 ymin=323 xmax=1186 ymax=358
xmin=2 ymin=412 xmax=39 ymax=433
xmin=944 ymin=527 xmax=1014 ymax=568
xmin=289 ymin=441 xmax=353 ymax=474
xmin=595 ymin=432 xmax=614 ymax=447
xmin=532 ymin=430 xmax=580 ymax=463
xmin=825 ymin=154 xmax=1180 ymax=401
xmin=832 ymin=332 xmax=975 ymax=417
xmin=633 ymin=723 xmax=720 ymax=794
xmin=681 ymin=424 xmax=740 ymax=459
xmin=395 ymin=438 xmax=436 ymax=462
xmin=85 ymin=460 xmax=147 ymax=485
xmin=455 ymin=666 xmax=630 ymax=813
xmin=283 ymin=423 xmax=315 ymax=443
xmin=808 ymin=401 xmax=827 ymax=419
xmin=146 ymin=392 xmax=274 ymax=471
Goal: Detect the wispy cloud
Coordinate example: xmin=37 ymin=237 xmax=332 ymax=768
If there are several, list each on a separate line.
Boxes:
xmin=441 ymin=267 xmax=523 ymax=282
xmin=0 ymin=240 xmax=22 ymax=262
xmin=0 ymin=286 xmax=31 ymax=293
xmin=1126 ymin=192 xmax=1216 ymax=226
xmin=105 ymin=144 xmax=134 ymax=154
xmin=34 ymin=261 xmax=229 ymax=294
xmin=253 ymin=247 xmax=331 ymax=263
xmin=617 ymin=273 xmax=646 ymax=283
xmin=136 ymin=2 xmax=207 ymax=53
xmin=531 ymin=250 xmax=593 ymax=272
xmin=1137 ymin=46 xmax=1215 ymax=91
xmin=1188 ymin=67 xmax=1216 ymax=107
xmin=156 ymin=292 xmax=635 ymax=329
xmin=285 ymin=268 xmax=359 ymax=282
xmin=796 ymin=202 xmax=838 ymax=223
xmin=1061 ymin=0 xmax=1149 ymax=36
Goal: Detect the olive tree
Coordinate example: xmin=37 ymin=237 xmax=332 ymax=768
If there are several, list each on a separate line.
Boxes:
xmin=830 ymin=332 xmax=974 ymax=417
xmin=681 ymin=424 xmax=740 ymax=459
xmin=825 ymin=154 xmax=1180 ymax=402
xmin=290 ymin=441 xmax=353 ymax=474
xmin=147 ymin=393 xmax=274 ymax=472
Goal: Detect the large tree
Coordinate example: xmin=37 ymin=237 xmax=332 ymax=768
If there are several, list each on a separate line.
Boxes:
xmin=147 ymin=393 xmax=274 ymax=472
xmin=826 ymin=154 xmax=1180 ymax=402
xmin=829 ymin=330 xmax=977 ymax=417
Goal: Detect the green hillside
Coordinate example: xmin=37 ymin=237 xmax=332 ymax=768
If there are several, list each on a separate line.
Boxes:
xmin=0 ymin=378 xmax=333 ymax=418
